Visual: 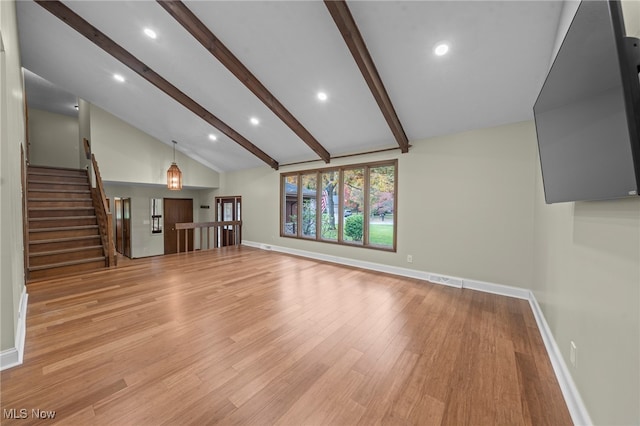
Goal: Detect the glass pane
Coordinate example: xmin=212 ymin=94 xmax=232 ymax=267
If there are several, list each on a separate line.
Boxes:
xmin=369 ymin=165 xmax=395 ymax=248
xmin=283 ymin=175 xmax=298 ymax=236
xmin=320 ymin=171 xmax=338 ymax=241
xmin=223 ymin=202 xmax=233 ymax=221
xmin=342 ymin=168 xmax=364 ymax=244
xmin=301 ymin=174 xmax=317 ymax=238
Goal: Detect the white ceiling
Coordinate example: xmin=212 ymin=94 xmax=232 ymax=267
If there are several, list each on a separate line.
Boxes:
xmin=16 ymin=0 xmax=563 ymax=172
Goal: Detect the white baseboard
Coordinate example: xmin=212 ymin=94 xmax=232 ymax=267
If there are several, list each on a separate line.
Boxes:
xmin=243 ymin=240 xmax=462 ymax=288
xmin=242 ymin=240 xmax=591 ymax=425
xmin=0 ymin=287 xmax=28 ymax=371
xmin=528 ymin=293 xmax=592 ymax=425
xmin=462 ymin=277 xmax=530 ymax=300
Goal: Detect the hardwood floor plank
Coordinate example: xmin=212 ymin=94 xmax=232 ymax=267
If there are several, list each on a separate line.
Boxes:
xmin=355 ymin=349 xmax=419 ymax=425
xmin=273 ymin=348 xmax=364 ymax=425
xmin=0 ymin=247 xmax=572 ymax=425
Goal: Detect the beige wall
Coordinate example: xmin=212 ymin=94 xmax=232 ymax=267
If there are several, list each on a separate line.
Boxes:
xmin=219 ymin=120 xmax=538 ymax=290
xmin=0 ymin=0 xmax=27 ymax=351
xmin=622 ymin=0 xmax=640 ymax=37
xmin=104 ymin=184 xmax=212 ymax=258
xmin=88 ymin=104 xmax=219 ymax=258
xmin=533 ymin=180 xmax=639 ymax=425
xmin=89 ymin=104 xmax=219 ymax=189
xmin=529 ymin=2 xmax=640 ymax=424
xmin=27 ymin=108 xmax=79 ymax=169
xmin=78 ymin=98 xmax=91 ymax=170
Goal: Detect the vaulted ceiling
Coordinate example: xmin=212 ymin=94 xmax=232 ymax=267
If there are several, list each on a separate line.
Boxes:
xmin=16 ymin=0 xmax=563 ymax=172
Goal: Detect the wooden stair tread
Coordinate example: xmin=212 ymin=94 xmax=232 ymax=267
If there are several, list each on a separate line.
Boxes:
xmin=30 ymin=215 xmax=97 ymax=222
xmin=26 ymin=164 xmax=113 ymax=279
xmin=29 ymin=245 xmax=104 ymax=258
xmin=27 ymin=180 xmax=89 ymax=185
xmin=29 ymin=236 xmax=102 ymax=246
xmin=29 ymin=206 xmax=95 ymax=211
xmin=28 ymin=197 xmax=93 ymax=202
xmin=28 ymin=198 xmax=93 ymax=207
xmin=28 ymin=188 xmax=91 ymax=193
xmin=28 ymin=171 xmax=87 ymax=178
xmin=28 ymin=257 xmax=105 ymax=272
xmin=28 ymin=165 xmax=86 ymax=173
xmin=29 ymin=225 xmax=99 ymax=233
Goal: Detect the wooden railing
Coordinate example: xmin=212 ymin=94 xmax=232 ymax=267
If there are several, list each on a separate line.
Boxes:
xmin=175 ymin=221 xmax=242 ymax=253
xmin=90 ymin=154 xmax=116 ymax=267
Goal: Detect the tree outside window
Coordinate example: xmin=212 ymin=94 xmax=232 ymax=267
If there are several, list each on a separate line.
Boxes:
xmin=281 ymin=160 xmax=396 ymax=251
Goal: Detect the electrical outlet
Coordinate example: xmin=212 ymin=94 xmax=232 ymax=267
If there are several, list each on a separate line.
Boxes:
xmin=407 ymin=254 xmax=413 ymax=263
xmin=570 ymin=341 xmax=577 ymax=368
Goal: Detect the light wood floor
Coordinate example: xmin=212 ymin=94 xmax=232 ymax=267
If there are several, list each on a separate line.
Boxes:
xmin=1 ymin=246 xmax=572 ymax=425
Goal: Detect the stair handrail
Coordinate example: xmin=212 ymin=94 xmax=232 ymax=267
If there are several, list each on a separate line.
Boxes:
xmin=90 ymin=154 xmax=116 ymax=267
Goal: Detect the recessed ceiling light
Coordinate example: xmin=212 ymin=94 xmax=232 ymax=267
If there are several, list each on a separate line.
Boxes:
xmin=113 ymin=74 xmax=125 ymax=83
xmin=144 ymin=28 xmax=157 ymax=39
xmin=434 ymin=43 xmax=449 ymax=56
xmin=250 ymin=117 xmax=260 ymax=126
xmin=317 ymin=92 xmax=328 ymax=102
xmin=208 ymin=134 xmax=217 ymax=141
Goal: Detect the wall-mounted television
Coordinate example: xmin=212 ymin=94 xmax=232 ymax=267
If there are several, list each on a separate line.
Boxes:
xmin=534 ymin=0 xmax=640 ymax=203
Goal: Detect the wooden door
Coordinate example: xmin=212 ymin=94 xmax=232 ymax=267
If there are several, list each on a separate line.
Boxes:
xmin=215 ymin=196 xmax=241 ymax=246
xmin=114 ymin=198 xmax=123 ymax=254
xmin=122 ymin=198 xmax=131 ymax=258
xmin=164 ymin=198 xmax=193 ymax=254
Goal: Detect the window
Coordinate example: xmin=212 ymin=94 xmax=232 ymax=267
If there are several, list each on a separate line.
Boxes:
xmin=283 ymin=175 xmax=298 ymax=236
xmin=321 ymin=171 xmax=338 ymax=242
xmin=343 ymin=168 xmax=364 ymax=245
xmin=301 ymin=173 xmax=317 ymax=238
xmin=281 ymin=160 xmax=397 ymax=251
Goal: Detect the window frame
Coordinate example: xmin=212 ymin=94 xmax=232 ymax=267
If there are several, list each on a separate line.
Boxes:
xmin=280 ymin=159 xmax=398 ymax=252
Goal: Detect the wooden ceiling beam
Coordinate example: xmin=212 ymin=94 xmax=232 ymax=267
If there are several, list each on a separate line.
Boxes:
xmin=157 ymin=0 xmax=331 ymax=164
xmin=324 ymin=0 xmax=409 ymax=153
xmin=35 ymin=0 xmax=279 ymax=170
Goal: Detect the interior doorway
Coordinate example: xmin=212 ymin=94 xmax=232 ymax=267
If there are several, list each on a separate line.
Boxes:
xmin=164 ymin=198 xmax=194 ymax=254
xmin=113 ymin=197 xmax=131 ymax=258
xmin=215 ymin=196 xmax=241 ymax=246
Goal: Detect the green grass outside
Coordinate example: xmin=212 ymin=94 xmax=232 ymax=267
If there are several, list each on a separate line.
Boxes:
xmin=369 ymin=223 xmax=393 ymax=247
xmin=320 ymin=220 xmax=393 ymax=247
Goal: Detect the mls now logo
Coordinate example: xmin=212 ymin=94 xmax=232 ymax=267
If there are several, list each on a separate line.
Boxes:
xmin=3 ymin=408 xmax=56 ymax=419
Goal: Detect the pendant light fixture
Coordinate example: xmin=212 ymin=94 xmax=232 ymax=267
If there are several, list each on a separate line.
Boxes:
xmin=167 ymin=140 xmax=183 ymax=190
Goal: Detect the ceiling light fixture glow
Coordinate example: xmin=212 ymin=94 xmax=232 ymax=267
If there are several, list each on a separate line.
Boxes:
xmin=317 ymin=92 xmax=328 ymax=101
xmin=113 ymin=74 xmax=125 ymax=83
xmin=144 ymin=28 xmax=157 ymax=39
xmin=434 ymin=43 xmax=449 ymax=56
xmin=250 ymin=117 xmax=260 ymax=126
xmin=208 ymin=134 xmax=217 ymax=141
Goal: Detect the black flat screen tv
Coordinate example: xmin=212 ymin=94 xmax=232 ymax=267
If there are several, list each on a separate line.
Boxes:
xmin=534 ymin=0 xmax=640 ymax=203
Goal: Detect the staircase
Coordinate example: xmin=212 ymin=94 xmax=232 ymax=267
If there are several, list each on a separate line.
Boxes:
xmin=27 ymin=165 xmax=107 ymax=280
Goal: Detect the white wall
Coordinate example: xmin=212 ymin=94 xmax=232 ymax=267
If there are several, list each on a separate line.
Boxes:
xmin=89 ymin=104 xmax=219 ymax=189
xmin=27 ymin=108 xmax=79 ymax=169
xmin=219 ymin=120 xmax=538 ymax=290
xmin=529 ymin=2 xmax=640 ymax=424
xmin=0 ymin=0 xmax=27 ymax=353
